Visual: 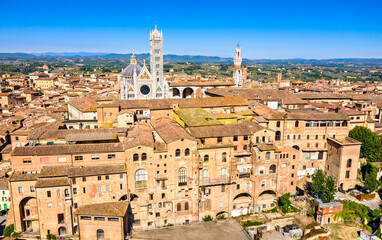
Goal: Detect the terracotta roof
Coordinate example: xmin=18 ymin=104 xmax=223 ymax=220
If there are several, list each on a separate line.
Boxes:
xmin=237 ymin=120 xmax=270 ymax=133
xmin=68 ymin=164 xmax=126 ymax=177
xmin=124 ymin=124 xmax=154 ymax=149
xmin=256 ymin=143 xmax=280 ymax=152
xmin=173 ymin=108 xmax=222 ymax=127
xmin=68 ymin=97 xmax=97 ymax=112
xmin=10 ymin=171 xmax=40 ymax=182
xmin=152 ymin=119 xmax=195 ymax=143
xmin=35 ymin=177 xmax=70 ymax=188
xmin=40 ymin=165 xmax=70 ymax=178
xmin=263 ymin=111 xmax=349 ymax=121
xmin=12 ymin=143 xmax=124 ymax=156
xmin=0 ymin=179 xmax=9 ymax=190
xmin=75 ymin=201 xmax=129 ymax=217
xmin=188 ymin=123 xmax=251 ymax=138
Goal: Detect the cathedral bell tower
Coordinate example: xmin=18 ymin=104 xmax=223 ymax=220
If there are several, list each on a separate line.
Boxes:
xmin=150 ymin=25 xmax=164 ymax=98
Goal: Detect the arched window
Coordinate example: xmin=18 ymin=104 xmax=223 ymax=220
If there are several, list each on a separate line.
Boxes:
xmin=222 ymin=152 xmax=227 ymax=162
xmin=269 ymin=164 xmax=276 ymax=174
xmin=313 ymin=121 xmax=319 ymax=127
xmin=328 ymin=121 xmax=333 ymax=127
xmin=342 ymin=121 xmax=348 ymax=127
xmin=58 ymin=227 xmax=66 ymax=236
xmin=175 ymin=149 xmax=181 ymax=157
xmin=202 ymin=169 xmax=209 ymax=183
xmin=320 ymin=121 xmax=326 ymax=127
xmin=133 ymin=153 xmax=139 ymax=161
xmin=141 ymin=153 xmax=147 ymax=161
xmin=97 ymin=229 xmax=104 ymax=240
xmin=185 ymin=202 xmax=189 ymax=211
xmin=185 ymin=148 xmax=190 ymax=156
xmin=276 ymin=121 xmax=281 ymax=128
xmin=335 ymin=121 xmax=341 ymax=127
xmin=177 ymin=203 xmax=181 ymax=211
xmin=135 ymin=169 xmax=148 ymax=189
xmin=265 ymin=152 xmax=271 ymax=160
xmin=347 ymin=159 xmax=352 ymax=168
xmin=295 ymin=121 xmax=299 ymax=128
xmin=306 ymin=121 xmax=311 ymax=127
xmin=178 ymin=168 xmax=187 ymax=186
xmin=275 ymin=131 xmax=281 ymax=141
xmin=221 ymin=168 xmax=227 ymax=181
xmin=204 ymin=155 xmax=209 ymax=162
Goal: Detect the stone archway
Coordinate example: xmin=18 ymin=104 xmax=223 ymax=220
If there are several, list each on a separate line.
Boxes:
xmin=232 ymin=193 xmax=252 ymax=217
xmin=19 ymin=197 xmax=38 ymax=232
xmin=182 ymin=88 xmax=194 ymax=98
xmin=257 ymin=190 xmax=277 ymax=211
xmin=172 ymin=88 xmax=180 ymax=98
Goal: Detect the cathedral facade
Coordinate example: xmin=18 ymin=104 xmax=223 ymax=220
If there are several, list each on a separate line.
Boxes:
xmin=120 ymin=26 xmax=169 ymax=100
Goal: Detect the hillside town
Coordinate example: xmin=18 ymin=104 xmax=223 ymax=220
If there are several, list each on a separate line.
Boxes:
xmin=1 ymin=27 xmax=382 ymax=240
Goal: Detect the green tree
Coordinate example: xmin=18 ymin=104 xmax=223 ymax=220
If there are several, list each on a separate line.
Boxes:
xmin=278 ymin=193 xmax=291 ymax=213
xmin=364 ymin=162 xmax=380 ymax=192
xmin=349 ymin=126 xmax=382 ymax=161
xmin=321 ymin=176 xmax=336 ymax=203
xmin=311 ymin=169 xmax=337 ymax=203
xmin=3 ymin=224 xmax=14 ymax=237
xmin=311 ymin=169 xmax=326 ymax=197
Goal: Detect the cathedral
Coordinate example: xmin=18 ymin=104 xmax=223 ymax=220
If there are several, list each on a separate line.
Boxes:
xmin=120 ymin=25 xmax=169 ymax=100
xmin=120 ymin=26 xmax=247 ymax=100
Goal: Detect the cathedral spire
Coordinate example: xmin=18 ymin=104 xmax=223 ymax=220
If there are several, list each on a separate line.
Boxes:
xmin=130 ymin=50 xmax=137 ymax=65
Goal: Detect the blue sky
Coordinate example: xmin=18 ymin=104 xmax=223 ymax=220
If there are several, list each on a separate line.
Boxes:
xmin=1 ymin=0 xmax=382 ymax=59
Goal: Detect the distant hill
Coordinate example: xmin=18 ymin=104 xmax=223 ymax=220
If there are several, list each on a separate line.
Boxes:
xmin=1 ymin=52 xmax=382 ymax=65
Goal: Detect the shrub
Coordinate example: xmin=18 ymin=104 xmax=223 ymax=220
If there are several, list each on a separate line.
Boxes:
xmin=216 ymin=214 xmax=226 ymax=220
xmin=46 ymin=234 xmax=57 ymax=240
xmin=3 ymin=224 xmax=14 ymax=237
xmin=202 ymin=215 xmax=213 ymax=222
xmin=242 ymin=220 xmax=263 ymax=228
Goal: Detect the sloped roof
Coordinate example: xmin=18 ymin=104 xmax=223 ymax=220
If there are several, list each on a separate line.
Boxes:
xmin=124 ymin=124 xmax=154 ymax=149
xmin=35 ymin=177 xmax=70 ymax=188
xmin=173 ymin=108 xmax=222 ymax=127
xmin=152 ymin=119 xmax=195 ymax=143
xmin=188 ymin=123 xmax=251 ymax=138
xmin=68 ymin=164 xmax=126 ymax=177
xmin=75 ymin=201 xmax=129 ymax=217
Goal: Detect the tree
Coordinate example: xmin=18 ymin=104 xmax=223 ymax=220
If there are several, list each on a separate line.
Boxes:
xmin=3 ymin=224 xmax=14 ymax=237
xmin=364 ymin=162 xmax=380 ymax=192
xmin=349 ymin=126 xmax=382 ymax=161
xmin=311 ymin=169 xmax=326 ymax=197
xmin=278 ymin=193 xmax=291 ymax=213
xmin=311 ymin=169 xmax=337 ymax=203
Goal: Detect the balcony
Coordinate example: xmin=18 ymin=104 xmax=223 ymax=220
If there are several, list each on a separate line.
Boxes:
xmin=238 ymin=172 xmax=251 ymax=179
xmin=200 ymin=176 xmax=230 ymax=186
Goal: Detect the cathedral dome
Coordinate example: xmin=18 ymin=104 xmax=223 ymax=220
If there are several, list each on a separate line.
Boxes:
xmin=121 ymin=64 xmax=142 ymax=78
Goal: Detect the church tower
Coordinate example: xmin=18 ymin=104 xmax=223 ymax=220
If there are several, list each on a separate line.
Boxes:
xmin=234 ymin=44 xmax=242 ymax=68
xmin=150 ymin=25 xmax=165 ymax=98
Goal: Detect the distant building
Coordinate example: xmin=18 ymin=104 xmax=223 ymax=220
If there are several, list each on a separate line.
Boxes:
xmin=315 ymin=199 xmax=343 ymax=225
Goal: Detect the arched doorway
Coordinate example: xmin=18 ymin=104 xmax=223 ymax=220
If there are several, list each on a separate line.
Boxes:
xmin=182 ymin=88 xmax=194 ymax=98
xmin=129 ymin=193 xmax=139 ymax=202
xmin=172 ymin=88 xmax=180 ymax=97
xmin=232 ymin=193 xmax=252 ymax=217
xmin=216 ymin=211 xmax=229 ymax=219
xmin=292 ymin=145 xmax=300 ymax=150
xmin=97 ymin=229 xmax=105 ymax=240
xmin=257 ymin=190 xmax=277 ymax=211
xmin=58 ymin=227 xmax=66 ymax=236
xmin=19 ymin=197 xmax=38 ymax=232
xmin=119 ymin=194 xmax=128 ymax=201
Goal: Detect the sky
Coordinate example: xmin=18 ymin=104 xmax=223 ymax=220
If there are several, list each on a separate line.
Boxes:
xmin=1 ymin=0 xmax=382 ymax=59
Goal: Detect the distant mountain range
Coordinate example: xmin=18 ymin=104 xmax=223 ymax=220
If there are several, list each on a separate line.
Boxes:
xmin=1 ymin=52 xmax=382 ymax=64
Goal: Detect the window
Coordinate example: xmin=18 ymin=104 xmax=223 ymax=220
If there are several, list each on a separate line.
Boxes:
xmin=73 ymin=188 xmax=77 ymax=194
xmin=265 ymin=152 xmax=271 ymax=160
xmin=221 ymin=152 xmax=227 ymax=162
xmin=346 ymin=171 xmax=350 ymax=178
xmin=98 ymin=176 xmax=102 ymax=181
xmin=91 ymin=155 xmax=100 ymax=161
xmin=57 ymin=213 xmax=64 ymax=224
xmin=135 ymin=169 xmax=148 ymax=189
xmin=175 ymin=149 xmax=181 ymax=157
xmin=269 ymin=164 xmax=276 ymax=174
xmin=106 ymin=175 xmax=109 ymax=180
xmin=313 ymin=121 xmax=319 ymax=127
xmin=133 ymin=154 xmax=139 ymax=161
xmin=105 ymin=185 xmax=110 ymax=191
xmin=185 ymin=148 xmax=190 ymax=156
xmin=305 ymin=152 xmax=311 ymax=160
xmin=185 ymin=202 xmax=189 ymax=211
xmin=306 ymin=121 xmax=311 ymax=127
xmin=275 ymin=131 xmax=281 ymax=141
xmin=72 ymin=178 xmax=76 ymax=184
xmin=81 ymin=215 xmax=91 ymax=220
xmin=83 ymin=187 xmax=87 ymax=193
xmin=233 ymin=135 xmax=238 ymax=141
xmin=221 ymin=168 xmax=227 ymax=181
xmin=261 ymin=180 xmax=265 ymax=187
xmin=202 ymin=169 xmax=209 ymax=183
xmin=244 ymin=135 xmax=248 ymax=141
xmin=320 ymin=121 xmax=326 ymax=127
xmin=18 ymin=187 xmax=23 ymax=193
xmin=335 ymin=121 xmax=341 ymax=127
xmin=141 ymin=153 xmax=147 ymax=161
xmin=177 ymin=203 xmax=181 ymax=211
xmin=217 ymin=137 xmax=222 ymax=144
xmin=56 ymin=190 xmax=60 ymax=196
xmin=47 ymin=191 xmax=51 ymax=197
xmin=328 ymin=121 xmax=333 ymax=127
xmin=23 ymin=158 xmax=32 ymax=164
xmin=347 ymin=159 xmax=352 ymax=168
xmin=120 ymin=184 xmax=123 ymax=190
xmin=178 ymin=168 xmax=187 ymax=186
xmin=276 ymin=121 xmax=281 ymax=128
xmin=94 ymin=216 xmax=105 ymax=221
xmin=316 ymin=135 xmax=319 ymax=139
xmin=107 ymin=154 xmax=116 ymax=159
xmin=221 ymin=185 xmax=225 ymax=192
xmin=108 ymin=217 xmax=119 ymax=222
xmin=98 ymin=186 xmax=102 ymax=193
xmin=204 ymin=155 xmax=209 ymax=162
xmin=342 ymin=121 xmax=348 ymax=127
xmin=82 ymin=177 xmax=86 ymax=182
xmin=206 ymin=200 xmax=210 ymax=208
xmin=75 ymin=156 xmax=83 ymax=161
xmin=48 ymin=203 xmax=52 ymax=208
xmin=295 ymin=121 xmax=299 ymax=127
xmin=120 ymin=174 xmax=123 ymax=179
xmin=318 ymin=152 xmax=324 ymax=159
xmin=30 ymin=186 xmax=35 ymax=192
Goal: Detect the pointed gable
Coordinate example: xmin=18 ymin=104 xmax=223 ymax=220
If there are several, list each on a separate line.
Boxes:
xmin=138 ymin=65 xmax=153 ymax=80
